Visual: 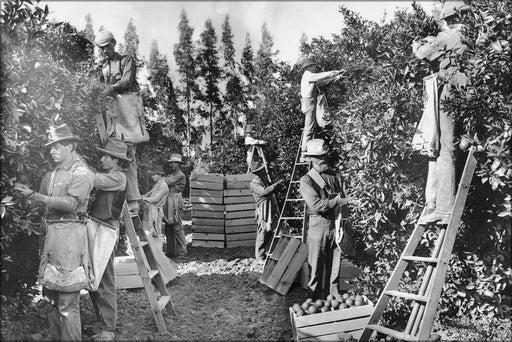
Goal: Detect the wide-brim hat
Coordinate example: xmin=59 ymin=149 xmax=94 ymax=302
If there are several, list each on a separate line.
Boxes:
xmin=304 ymin=139 xmax=329 ymax=156
xmin=149 ymin=164 xmax=165 ymax=175
xmin=45 ymin=124 xmax=82 ymax=147
xmin=301 ymin=57 xmax=318 ymax=69
xmin=96 ymin=138 xmax=131 ymax=161
xmin=95 ymin=30 xmax=115 ymax=47
xmin=168 ymin=153 xmax=183 ymax=163
xmin=251 ymin=161 xmax=266 ymax=174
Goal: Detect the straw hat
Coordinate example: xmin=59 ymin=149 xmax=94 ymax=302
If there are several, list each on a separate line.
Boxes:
xmin=96 ymin=138 xmax=131 ymax=161
xmin=95 ymin=30 xmax=115 ymax=47
xmin=45 ymin=124 xmax=82 ymax=147
xmin=304 ymin=139 xmax=329 ymax=156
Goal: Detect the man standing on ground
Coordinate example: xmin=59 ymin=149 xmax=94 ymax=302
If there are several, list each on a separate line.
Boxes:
xmin=299 ymin=139 xmax=352 ymax=300
xmin=249 ymin=161 xmax=283 ymax=264
xmin=164 ymin=153 xmax=187 ymax=258
xmin=300 ymin=57 xmax=345 ymax=162
xmin=18 ymin=124 xmax=94 ymax=341
xmin=95 ymin=30 xmax=146 ymax=214
xmin=142 ymin=164 xmax=169 ymax=251
xmin=88 ymin=138 xmax=129 ymax=341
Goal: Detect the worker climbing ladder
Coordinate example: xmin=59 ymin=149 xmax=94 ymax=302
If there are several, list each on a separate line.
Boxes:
xmin=359 ymin=146 xmax=478 ymax=341
xmin=120 ymin=201 xmax=176 ymax=334
xmin=259 ymin=133 xmax=310 ymax=295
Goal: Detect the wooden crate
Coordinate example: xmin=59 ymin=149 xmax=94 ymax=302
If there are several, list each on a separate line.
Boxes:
xmin=259 ymin=235 xmax=308 ymax=295
xmin=114 ymin=256 xmax=143 ymax=289
xmin=289 ymin=297 xmax=374 ymax=341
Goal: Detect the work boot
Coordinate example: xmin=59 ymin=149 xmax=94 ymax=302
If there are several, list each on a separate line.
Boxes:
xmin=90 ymin=330 xmax=115 ymax=341
xmin=418 ymin=212 xmax=450 ymax=225
xmin=127 ymin=200 xmax=140 ymax=215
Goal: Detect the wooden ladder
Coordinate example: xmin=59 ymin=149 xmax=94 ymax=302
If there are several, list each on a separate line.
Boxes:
xmin=359 ymin=146 xmax=478 ymax=341
xmin=259 ymin=134 xmax=310 ymax=294
xmin=121 ymin=202 xmax=176 ymax=334
xmin=246 ymin=144 xmax=272 ymax=183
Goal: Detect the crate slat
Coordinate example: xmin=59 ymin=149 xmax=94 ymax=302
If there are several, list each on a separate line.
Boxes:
xmin=191 ymin=203 xmax=224 ymax=212
xmin=225 ymin=232 xmax=257 ymax=241
xmin=265 ymin=237 xmax=301 ymax=289
xmin=224 ymin=188 xmax=253 ymax=197
xmin=190 ymin=195 xmax=223 ymax=205
xmin=226 ymin=240 xmax=255 ymax=248
xmin=224 ymin=195 xmax=254 ymax=204
xmin=225 ymin=182 xmax=251 ymax=190
xmin=190 ymin=188 xmax=224 ymax=198
xmin=225 ymin=210 xmax=254 ymax=220
xmin=192 ymin=225 xmax=225 ymax=233
xmin=191 ymin=240 xmax=225 ymax=248
xmin=193 ymin=232 xmax=226 ymax=241
xmin=190 ymin=180 xmax=224 ymax=191
xmin=225 ymin=224 xmax=257 ymax=234
xmin=274 ymin=242 xmax=308 ymax=295
xmin=224 ymin=217 xmax=256 ymax=227
xmin=192 ymin=217 xmax=225 ymax=226
xmin=192 ymin=210 xmax=225 ymax=219
xmin=225 ymin=174 xmax=254 ymax=182
xmin=190 ymin=173 xmax=224 ymax=183
xmin=225 ymin=202 xmax=255 ymax=212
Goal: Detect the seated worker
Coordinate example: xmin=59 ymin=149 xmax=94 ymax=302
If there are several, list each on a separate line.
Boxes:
xmin=141 ymin=164 xmax=169 ymax=250
xmin=250 ymin=161 xmax=283 ymax=264
xmin=89 ymin=138 xmax=130 ymax=341
xmin=299 ymin=139 xmax=352 ymax=300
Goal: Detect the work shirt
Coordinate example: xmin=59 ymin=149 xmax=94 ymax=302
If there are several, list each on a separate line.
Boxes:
xmin=299 ymin=169 xmax=343 ymax=220
xmin=164 ymin=170 xmax=186 ymax=194
xmin=143 ymin=179 xmax=169 ymax=207
xmin=91 ymin=166 xmax=127 ymax=222
xmin=38 ymin=158 xmax=94 ymax=220
xmin=300 ymin=70 xmax=341 ymax=99
xmin=99 ymin=52 xmax=139 ymax=93
xmin=250 ymin=175 xmax=279 ymax=225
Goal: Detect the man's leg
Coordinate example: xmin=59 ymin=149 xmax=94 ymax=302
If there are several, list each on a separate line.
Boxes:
xmin=89 ymin=251 xmax=116 ymax=337
xmin=301 ymin=101 xmax=316 ymax=160
xmin=173 ymin=221 xmax=187 ymax=256
xmin=164 ymin=223 xmax=176 ymax=257
xmin=326 ymin=231 xmax=342 ymax=298
xmin=254 ymin=223 xmax=266 ymax=260
xmin=125 ymin=143 xmax=141 ymax=212
xmin=45 ymin=288 xmax=61 ymax=341
xmin=307 ymin=227 xmax=326 ymax=300
xmin=51 ymin=290 xmax=81 ymax=341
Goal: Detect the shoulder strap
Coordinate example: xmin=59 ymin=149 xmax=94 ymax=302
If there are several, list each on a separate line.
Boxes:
xmin=307 ymin=168 xmax=326 ymax=189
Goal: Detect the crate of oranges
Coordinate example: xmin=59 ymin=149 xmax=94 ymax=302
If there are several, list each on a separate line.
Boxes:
xmin=289 ymin=292 xmax=375 ymax=341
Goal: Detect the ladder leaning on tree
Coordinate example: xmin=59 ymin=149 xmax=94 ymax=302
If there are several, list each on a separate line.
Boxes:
xmin=359 ymin=146 xmax=478 ymax=342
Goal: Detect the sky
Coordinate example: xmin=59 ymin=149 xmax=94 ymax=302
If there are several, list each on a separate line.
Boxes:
xmin=43 ymin=1 xmax=437 ymax=73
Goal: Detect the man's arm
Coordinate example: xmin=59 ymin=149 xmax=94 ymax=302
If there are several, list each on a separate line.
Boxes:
xmin=308 ymin=70 xmax=344 ymax=84
xmin=94 ymin=171 xmax=126 ymax=191
xmin=164 ymin=172 xmax=186 ymax=188
xmin=143 ymin=182 xmax=168 ymax=204
xmin=299 ymin=176 xmax=339 ymax=214
xmin=251 ymin=179 xmax=282 ymax=197
xmin=111 ymin=55 xmax=137 ymax=93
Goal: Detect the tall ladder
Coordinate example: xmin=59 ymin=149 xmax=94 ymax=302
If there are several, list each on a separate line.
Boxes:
xmin=121 ymin=202 xmax=176 ymax=334
xmin=359 ymin=146 xmax=478 ymax=341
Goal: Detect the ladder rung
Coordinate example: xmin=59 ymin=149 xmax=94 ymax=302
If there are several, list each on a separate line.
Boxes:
xmin=137 ymin=241 xmax=149 ymax=247
xmin=290 ymin=180 xmax=301 ymax=183
xmin=280 ymin=217 xmax=304 ymax=220
xmin=366 ymin=324 xmax=417 ymax=342
xmin=384 ymin=290 xmax=427 ymax=302
xmin=157 ymin=295 xmax=171 ymax=311
xmin=285 ymin=198 xmax=304 ymax=202
xmin=402 ymin=256 xmax=439 ymax=263
xmin=148 ymin=270 xmax=159 ymax=279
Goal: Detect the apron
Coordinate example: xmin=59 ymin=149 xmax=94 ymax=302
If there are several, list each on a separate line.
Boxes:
xmin=165 ymin=192 xmax=183 ymax=225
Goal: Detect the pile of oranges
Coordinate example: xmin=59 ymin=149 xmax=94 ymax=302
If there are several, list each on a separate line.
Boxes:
xmin=292 ymin=292 xmax=369 ymax=316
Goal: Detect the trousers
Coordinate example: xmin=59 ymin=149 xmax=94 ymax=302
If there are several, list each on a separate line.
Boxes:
xmin=255 ymin=222 xmax=273 ymax=260
xmin=307 ymin=218 xmax=341 ymax=300
xmin=89 ymin=251 xmax=116 ymax=332
xmin=165 ymin=222 xmax=187 ymax=256
xmin=45 ymin=288 xmax=81 ymax=341
xmin=301 ymin=98 xmax=317 ymax=152
xmin=126 ymin=143 xmax=141 ymax=202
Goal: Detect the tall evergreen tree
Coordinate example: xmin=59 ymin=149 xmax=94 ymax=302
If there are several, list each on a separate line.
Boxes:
xmin=173 ymin=10 xmax=197 ymax=156
xmin=221 ymin=15 xmax=243 ymax=140
xmin=197 ymin=19 xmax=222 ymax=159
xmin=241 ymin=32 xmax=255 ymax=82
xmin=255 ymin=22 xmax=278 ymax=81
xmin=120 ymin=18 xmax=139 ymax=60
xmin=298 ymin=32 xmax=310 ymax=61
xmin=84 ymin=13 xmax=94 ymax=43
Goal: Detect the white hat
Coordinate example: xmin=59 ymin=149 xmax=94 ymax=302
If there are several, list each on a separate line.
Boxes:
xmin=304 ymin=139 xmax=329 ymax=156
xmin=95 ymin=31 xmax=115 ymax=47
xmin=168 ymin=153 xmax=183 ymax=163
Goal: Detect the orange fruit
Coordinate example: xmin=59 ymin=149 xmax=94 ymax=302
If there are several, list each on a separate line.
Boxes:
xmin=292 ymin=303 xmax=302 ymax=312
xmin=331 ymin=299 xmax=340 ymax=309
xmin=308 ymin=305 xmax=318 ymax=314
xmin=355 ymin=295 xmax=363 ymax=302
xmin=342 ymin=293 xmax=350 ymax=300
xmin=339 ymin=303 xmax=348 ymax=309
xmin=296 ymin=309 xmax=305 ymax=316
xmin=354 ymin=299 xmax=363 ymax=307
xmin=326 ymin=294 xmax=335 ymax=301
xmin=345 ymin=298 xmax=354 ymax=307
xmin=320 ymin=307 xmax=329 ymax=313
xmin=306 ymin=298 xmax=313 ymax=303
xmin=301 ymin=302 xmax=309 ymax=311
xmin=324 ymin=300 xmax=331 ymax=309
xmin=315 ymin=299 xmax=324 ymax=308
xmin=334 ymin=294 xmax=343 ymax=301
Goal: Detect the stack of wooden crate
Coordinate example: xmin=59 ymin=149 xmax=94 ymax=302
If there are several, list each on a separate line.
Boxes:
xmin=190 ymin=172 xmax=225 ymax=248
xmin=224 ymin=174 xmax=258 ymax=248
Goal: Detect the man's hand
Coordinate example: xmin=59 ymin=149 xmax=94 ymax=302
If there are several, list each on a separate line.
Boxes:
xmin=101 ymin=85 xmax=114 ymax=96
xmin=336 ymin=194 xmax=352 ymax=206
xmin=14 ymin=183 xmax=34 ymax=197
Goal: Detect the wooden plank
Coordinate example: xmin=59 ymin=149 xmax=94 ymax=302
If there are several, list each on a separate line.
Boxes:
xmin=192 ymin=225 xmax=225 ymax=233
xmin=274 ymin=242 xmax=308 ymax=295
xmin=225 ymin=224 xmax=257 ymax=234
xmin=191 ymin=203 xmax=224 ymax=212
xmin=225 ymin=210 xmax=254 ymax=220
xmin=115 ymin=274 xmax=143 ymax=289
xmin=224 ymin=217 xmax=256 ymax=227
xmin=193 ymin=232 xmax=225 ymax=241
xmin=225 ymin=182 xmax=251 ymax=190
xmin=190 ymin=195 xmax=223 ymax=205
xmin=296 ymin=316 xmax=371 ymax=340
xmin=192 ymin=210 xmax=225 ymax=219
xmin=269 ymin=236 xmax=290 ymax=260
xmin=260 ymin=259 xmax=277 ymax=283
xmin=190 ymin=188 xmax=224 ymax=198
xmin=226 ymin=240 xmax=255 ymax=248
xmin=224 ymin=188 xmax=253 ymax=197
xmin=224 ymin=196 xmax=254 ymax=204
xmin=265 ymin=237 xmax=301 ymax=289
xmin=115 ymin=262 xmax=139 ymax=275
xmin=225 ymin=232 xmax=257 ymax=241
xmin=225 ymin=174 xmax=254 ymax=182
xmin=191 ymin=240 xmax=225 ymax=248
xmin=294 ymin=298 xmax=374 ymax=327
xmin=225 ymin=202 xmax=255 ymax=212
xmin=190 ymin=180 xmax=224 ymax=191
xmin=190 ymin=172 xmax=224 ymax=183
xmin=192 ymin=217 xmax=225 ymax=227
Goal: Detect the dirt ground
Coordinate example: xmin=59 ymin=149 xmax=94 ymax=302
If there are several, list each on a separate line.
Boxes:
xmin=1 ymin=223 xmax=510 ymax=341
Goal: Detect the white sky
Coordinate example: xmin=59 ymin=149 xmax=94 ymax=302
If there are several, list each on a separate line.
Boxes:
xmin=43 ymin=1 xmax=436 ymax=72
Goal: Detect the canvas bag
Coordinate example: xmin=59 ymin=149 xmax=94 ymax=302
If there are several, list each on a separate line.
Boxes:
xmin=86 ymin=217 xmax=118 ymax=291
xmin=38 ymin=220 xmax=93 ymax=292
xmin=315 ymin=86 xmax=332 ymax=128
xmin=412 ymin=74 xmax=440 ymax=158
xmin=99 ymin=92 xmax=150 ymax=144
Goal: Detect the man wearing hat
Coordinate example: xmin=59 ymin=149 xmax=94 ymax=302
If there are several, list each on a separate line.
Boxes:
xmin=87 ymin=138 xmax=129 ymax=341
xmin=142 ymin=164 xmax=169 ymax=250
xmin=17 ymin=124 xmax=94 ymax=341
xmin=300 ymin=57 xmax=345 ymax=162
xmin=412 ymin=2 xmax=471 ymax=225
xmin=164 ymin=153 xmax=187 ymax=258
xmin=299 ymin=139 xmax=352 ymax=300
xmin=244 ymin=124 xmax=267 ymax=170
xmin=95 ymin=30 xmax=144 ymax=215
xmin=249 ymin=161 xmax=283 ymax=263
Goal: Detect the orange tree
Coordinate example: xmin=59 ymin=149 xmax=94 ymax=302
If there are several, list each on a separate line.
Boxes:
xmin=230 ymin=0 xmax=510 ymax=326
xmin=1 ymin=0 xmax=101 ymax=298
